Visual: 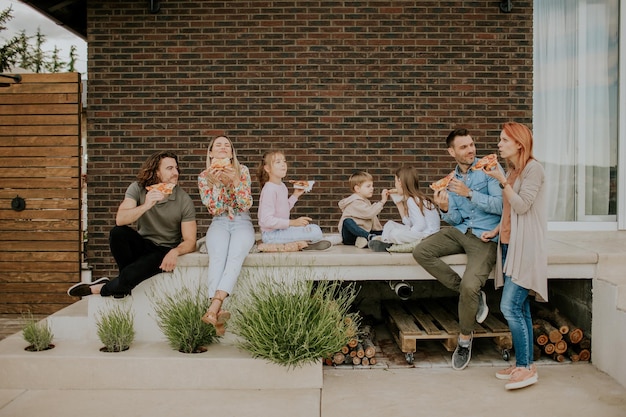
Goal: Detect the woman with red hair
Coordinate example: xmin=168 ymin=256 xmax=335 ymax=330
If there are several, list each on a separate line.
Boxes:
xmin=481 ymin=122 xmax=547 ymax=390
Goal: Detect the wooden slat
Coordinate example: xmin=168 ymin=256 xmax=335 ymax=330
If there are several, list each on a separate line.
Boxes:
xmin=0 ymin=147 xmax=79 ymax=157
xmin=0 ymin=210 xmax=79 ymax=220
xmin=406 ymin=303 xmax=442 ymax=335
xmin=9 ymin=73 xmax=80 ymax=83
xmin=0 ymin=104 xmax=78 ymax=115
xmin=0 ymin=167 xmax=78 ymax=178
xmin=0 ymin=272 xmax=79 ymax=283
xmin=0 ymin=199 xmax=79 ymax=210
xmin=0 ymin=242 xmax=79 ymax=252
xmin=0 ymin=303 xmax=73 ymax=315
xmin=0 ymin=262 xmax=78 ymax=273
xmin=1 ymin=178 xmax=78 ymax=188
xmin=0 ymin=252 xmax=79 ymax=262
xmin=421 ymin=299 xmax=461 ymax=334
xmin=383 ymin=301 xmax=422 ymax=336
xmin=0 ymin=83 xmax=80 ymax=95
xmin=0 ymin=283 xmax=76 ymax=293
xmin=0 ymin=138 xmax=79 ymax=147
xmin=0 ymin=125 xmax=78 ymax=136
xmin=0 ymin=219 xmax=80 ymax=231
xmin=0 ymin=94 xmax=78 ymax=105
xmin=0 ymin=157 xmax=80 ymax=169
xmin=0 ymin=231 xmax=79 ymax=241
xmin=0 ymin=115 xmax=79 ymax=125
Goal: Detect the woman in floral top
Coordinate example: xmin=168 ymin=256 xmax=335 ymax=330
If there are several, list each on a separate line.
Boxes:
xmin=198 ymin=135 xmax=254 ymax=336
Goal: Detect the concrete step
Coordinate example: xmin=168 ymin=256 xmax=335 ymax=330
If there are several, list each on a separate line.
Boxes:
xmin=0 ymin=332 xmax=321 ymax=391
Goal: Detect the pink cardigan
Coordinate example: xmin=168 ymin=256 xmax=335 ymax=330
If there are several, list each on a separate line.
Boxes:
xmin=258 ymin=181 xmax=298 ymax=232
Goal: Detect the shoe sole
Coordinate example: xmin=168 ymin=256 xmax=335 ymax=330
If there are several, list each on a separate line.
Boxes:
xmin=505 ymin=374 xmax=538 ymax=390
xmin=303 ymin=240 xmax=332 ymax=251
xmin=476 ymin=291 xmax=489 ymax=324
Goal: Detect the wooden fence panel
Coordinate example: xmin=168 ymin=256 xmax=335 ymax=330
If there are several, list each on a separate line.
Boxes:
xmin=0 ymin=73 xmax=82 ymax=315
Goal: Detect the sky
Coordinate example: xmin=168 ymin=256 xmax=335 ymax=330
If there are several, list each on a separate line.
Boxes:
xmin=2 ymin=0 xmax=87 ymax=76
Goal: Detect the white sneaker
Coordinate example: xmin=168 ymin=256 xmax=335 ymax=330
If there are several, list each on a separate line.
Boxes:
xmin=355 ymin=237 xmax=368 ymax=248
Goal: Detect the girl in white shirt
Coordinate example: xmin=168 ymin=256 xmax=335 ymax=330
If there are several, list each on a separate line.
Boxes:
xmin=369 ymin=166 xmax=441 ymax=251
xmin=257 ymin=150 xmax=330 ymax=250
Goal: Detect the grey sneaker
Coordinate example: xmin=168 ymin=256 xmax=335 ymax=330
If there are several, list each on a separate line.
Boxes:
xmin=476 ymin=290 xmax=489 ymax=324
xmin=355 ymin=236 xmax=368 ymax=248
xmin=368 ymin=240 xmax=392 ymax=252
xmin=303 ymin=240 xmax=332 ymax=251
xmin=452 ymin=333 xmax=473 ymax=370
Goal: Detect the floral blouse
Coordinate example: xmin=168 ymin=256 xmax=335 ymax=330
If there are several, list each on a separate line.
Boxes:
xmin=197 ymin=165 xmax=253 ymax=219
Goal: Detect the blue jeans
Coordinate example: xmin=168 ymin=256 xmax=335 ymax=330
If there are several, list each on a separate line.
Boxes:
xmin=500 ymin=244 xmax=533 ymax=368
xmin=261 ymin=224 xmax=323 ymax=244
xmin=341 ymin=218 xmax=381 ymax=245
xmin=206 ymin=213 xmax=255 ymax=297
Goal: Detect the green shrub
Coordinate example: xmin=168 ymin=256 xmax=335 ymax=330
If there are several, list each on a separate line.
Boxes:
xmin=231 ymin=269 xmax=360 ymax=368
xmin=21 ymin=312 xmax=54 ymax=351
xmin=95 ymin=303 xmax=135 ymax=352
xmin=149 ymin=280 xmax=217 ymax=353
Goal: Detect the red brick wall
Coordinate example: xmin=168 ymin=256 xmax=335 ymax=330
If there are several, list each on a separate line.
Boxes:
xmin=86 ymin=1 xmax=533 ymax=278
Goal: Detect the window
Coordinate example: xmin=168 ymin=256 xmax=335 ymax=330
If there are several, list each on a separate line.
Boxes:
xmin=534 ymin=0 xmax=619 ymax=227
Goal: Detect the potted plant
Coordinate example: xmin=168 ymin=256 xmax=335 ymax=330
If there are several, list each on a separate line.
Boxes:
xmin=231 ymin=268 xmax=360 ymax=368
xmin=95 ymin=303 xmax=135 ymax=352
xmin=149 ymin=280 xmax=218 ymax=353
xmin=21 ymin=312 xmax=54 ymax=351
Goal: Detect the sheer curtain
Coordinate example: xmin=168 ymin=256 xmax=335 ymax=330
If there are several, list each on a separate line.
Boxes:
xmin=534 ymin=0 xmax=618 ymax=221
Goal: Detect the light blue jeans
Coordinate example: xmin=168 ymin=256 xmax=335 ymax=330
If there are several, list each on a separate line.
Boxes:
xmin=261 ymin=224 xmax=323 ymax=244
xmin=205 ymin=213 xmax=255 ymax=297
xmin=500 ymin=244 xmax=533 ymax=368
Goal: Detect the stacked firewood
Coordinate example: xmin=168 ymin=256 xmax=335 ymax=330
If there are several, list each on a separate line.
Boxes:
xmin=533 ymin=307 xmax=590 ymax=363
xmin=324 ymin=324 xmax=378 ymax=367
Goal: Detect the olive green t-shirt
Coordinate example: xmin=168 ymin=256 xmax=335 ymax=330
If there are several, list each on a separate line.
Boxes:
xmin=125 ymin=182 xmax=196 ymax=247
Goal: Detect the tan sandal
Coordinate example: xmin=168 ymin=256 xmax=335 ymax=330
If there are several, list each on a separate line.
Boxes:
xmin=201 ymin=296 xmax=230 ymax=335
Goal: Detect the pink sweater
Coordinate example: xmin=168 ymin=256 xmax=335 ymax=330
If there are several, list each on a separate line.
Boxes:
xmin=258 ymin=181 xmax=298 ymax=232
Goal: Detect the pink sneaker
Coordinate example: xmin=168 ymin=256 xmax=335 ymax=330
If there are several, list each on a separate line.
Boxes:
xmin=495 ymin=365 xmax=517 ymax=380
xmin=505 ymin=366 xmax=538 ymax=390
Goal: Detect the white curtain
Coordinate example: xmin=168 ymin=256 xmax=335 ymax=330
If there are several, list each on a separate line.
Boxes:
xmin=534 ymin=0 xmax=617 ymax=221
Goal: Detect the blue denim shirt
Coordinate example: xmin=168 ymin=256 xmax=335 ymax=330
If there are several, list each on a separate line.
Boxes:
xmin=441 ymin=159 xmax=503 ymax=242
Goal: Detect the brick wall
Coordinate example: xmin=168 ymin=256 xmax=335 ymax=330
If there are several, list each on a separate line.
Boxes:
xmin=87 ymin=1 xmax=533 ymax=278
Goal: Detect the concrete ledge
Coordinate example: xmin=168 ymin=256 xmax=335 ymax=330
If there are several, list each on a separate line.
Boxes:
xmin=0 ymin=332 xmax=322 ymax=391
xmin=176 ymin=234 xmax=599 ymax=281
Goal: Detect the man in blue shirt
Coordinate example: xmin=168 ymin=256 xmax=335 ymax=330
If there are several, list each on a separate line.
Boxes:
xmin=413 ymin=128 xmax=503 ymax=371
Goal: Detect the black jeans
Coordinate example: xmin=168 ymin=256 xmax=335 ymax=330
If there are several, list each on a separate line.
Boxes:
xmin=100 ymin=226 xmax=171 ymax=297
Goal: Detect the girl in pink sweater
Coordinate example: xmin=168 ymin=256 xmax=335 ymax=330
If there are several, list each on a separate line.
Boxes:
xmin=257 ymin=150 xmax=330 ymax=250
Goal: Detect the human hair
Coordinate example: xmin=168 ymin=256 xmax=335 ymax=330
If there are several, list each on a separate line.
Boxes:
xmin=348 ymin=171 xmax=373 ymax=192
xmin=137 ymin=151 xmax=179 ymax=187
xmin=446 ymin=128 xmax=470 ymax=148
xmin=395 ymin=166 xmax=436 ymax=215
xmin=257 ymin=150 xmax=284 ymax=188
xmin=205 ymin=135 xmax=241 ymax=172
xmin=501 ymin=122 xmax=534 ymax=173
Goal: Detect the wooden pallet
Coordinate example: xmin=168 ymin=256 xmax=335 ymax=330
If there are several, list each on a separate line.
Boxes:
xmin=383 ymin=299 xmax=512 ymax=363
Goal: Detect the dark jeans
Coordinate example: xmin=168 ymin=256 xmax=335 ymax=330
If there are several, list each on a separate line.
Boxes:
xmin=100 ymin=226 xmax=171 ymax=297
xmin=341 ymin=218 xmax=381 ymax=245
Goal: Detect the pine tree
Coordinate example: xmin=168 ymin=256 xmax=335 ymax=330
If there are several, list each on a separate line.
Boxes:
xmin=0 ymin=6 xmax=79 ymax=73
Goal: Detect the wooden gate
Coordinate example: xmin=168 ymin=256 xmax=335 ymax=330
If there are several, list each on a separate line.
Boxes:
xmin=0 ymin=73 xmax=82 ymax=315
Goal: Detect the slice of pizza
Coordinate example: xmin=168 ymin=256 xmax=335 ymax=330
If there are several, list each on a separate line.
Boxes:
xmin=388 ymin=188 xmax=404 ymax=203
xmin=146 ymin=182 xmax=176 ymax=194
xmin=429 ymin=171 xmax=454 ymax=191
xmin=289 ymin=180 xmax=315 ymax=193
xmin=472 ymin=153 xmax=498 ymax=171
xmin=210 ymin=157 xmax=232 ymax=171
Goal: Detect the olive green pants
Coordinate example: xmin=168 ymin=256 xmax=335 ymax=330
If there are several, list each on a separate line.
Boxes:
xmin=413 ymin=227 xmax=497 ymax=335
